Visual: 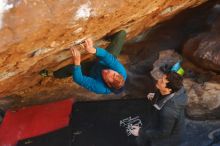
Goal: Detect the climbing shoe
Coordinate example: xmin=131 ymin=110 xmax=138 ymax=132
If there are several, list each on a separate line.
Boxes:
xmin=39 ymin=69 xmax=53 ymax=77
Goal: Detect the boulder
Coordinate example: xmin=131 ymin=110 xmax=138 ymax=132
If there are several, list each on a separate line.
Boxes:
xmin=0 ymin=0 xmax=208 ymax=98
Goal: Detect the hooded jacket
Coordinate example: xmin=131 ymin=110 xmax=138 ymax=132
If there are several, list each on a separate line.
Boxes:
xmin=137 ymin=87 xmax=188 ymax=146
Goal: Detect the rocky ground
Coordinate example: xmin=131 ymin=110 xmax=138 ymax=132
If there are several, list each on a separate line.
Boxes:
xmin=182 ymin=119 xmax=220 ymax=146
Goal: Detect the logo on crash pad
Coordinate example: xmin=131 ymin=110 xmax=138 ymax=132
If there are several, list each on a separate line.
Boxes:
xmin=120 ymin=116 xmax=142 ymax=136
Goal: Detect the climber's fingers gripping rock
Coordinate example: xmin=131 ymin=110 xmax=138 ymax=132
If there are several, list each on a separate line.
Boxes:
xmin=70 ymin=47 xmax=81 ymax=65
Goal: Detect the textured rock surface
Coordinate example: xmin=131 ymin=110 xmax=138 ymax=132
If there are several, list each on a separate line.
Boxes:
xmin=0 ymin=0 xmax=207 ymax=98
xmin=183 ymin=19 xmax=220 ymax=73
xmin=184 ymin=2 xmax=220 ymax=70
xmin=184 ymin=79 xmax=220 ymax=119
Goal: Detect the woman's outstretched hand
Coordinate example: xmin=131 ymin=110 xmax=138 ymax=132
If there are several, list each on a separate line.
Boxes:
xmin=84 ymin=38 xmax=96 ymax=54
xmin=70 ymin=47 xmax=81 ymax=65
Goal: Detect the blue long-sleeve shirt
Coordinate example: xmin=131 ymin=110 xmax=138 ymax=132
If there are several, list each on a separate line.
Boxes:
xmin=72 ymin=48 xmax=127 ymax=94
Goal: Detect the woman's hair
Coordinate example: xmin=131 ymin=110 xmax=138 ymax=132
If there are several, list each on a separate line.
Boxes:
xmin=166 ymin=72 xmax=183 ymax=93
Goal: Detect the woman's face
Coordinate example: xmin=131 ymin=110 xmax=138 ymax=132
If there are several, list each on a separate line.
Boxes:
xmin=102 ymin=69 xmax=119 ymax=87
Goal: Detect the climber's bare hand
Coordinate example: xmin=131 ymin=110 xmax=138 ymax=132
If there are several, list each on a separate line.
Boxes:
xmin=84 ymin=38 xmax=96 ymax=54
xmin=70 ymin=47 xmax=81 ymax=65
xmin=130 ymin=126 xmax=140 ymax=136
xmin=147 ymin=93 xmax=155 ymax=100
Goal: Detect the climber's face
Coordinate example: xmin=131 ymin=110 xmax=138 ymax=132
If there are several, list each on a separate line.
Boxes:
xmin=102 ymin=69 xmax=119 ymax=87
xmin=156 ymin=75 xmax=171 ymax=95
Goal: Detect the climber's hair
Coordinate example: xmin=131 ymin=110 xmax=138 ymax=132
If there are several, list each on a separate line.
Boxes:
xmin=166 ymin=72 xmax=183 ymax=93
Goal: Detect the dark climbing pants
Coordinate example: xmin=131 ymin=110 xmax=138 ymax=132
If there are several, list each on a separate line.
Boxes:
xmin=53 ymin=30 xmax=126 ymax=78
